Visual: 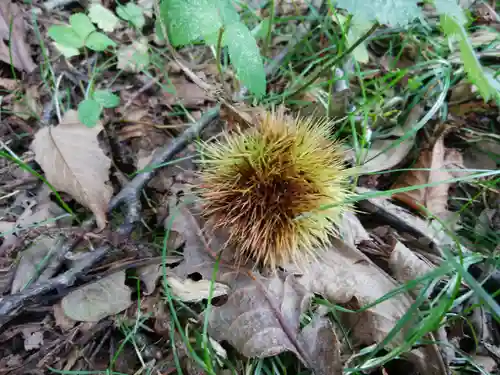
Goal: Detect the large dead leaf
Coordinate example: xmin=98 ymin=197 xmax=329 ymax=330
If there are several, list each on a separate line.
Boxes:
xmin=295 ymin=238 xmax=414 ymax=347
xmin=0 ymin=2 xmax=36 ymax=72
xmin=31 ymin=110 xmax=113 ymax=229
xmin=61 ymin=270 xmax=132 ymax=322
xmin=207 ymin=274 xmax=312 ymax=361
xmin=391 ymin=135 xmax=465 ymax=219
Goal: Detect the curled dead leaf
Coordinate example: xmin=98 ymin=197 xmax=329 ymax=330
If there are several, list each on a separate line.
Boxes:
xmin=391 ymin=135 xmax=465 ymax=219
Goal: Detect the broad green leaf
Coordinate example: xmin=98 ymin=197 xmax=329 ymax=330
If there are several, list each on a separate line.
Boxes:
xmin=160 ymin=0 xmax=221 ymax=46
xmin=223 ymin=22 xmax=266 ymax=98
xmin=159 ymin=0 xmax=238 ymax=46
xmin=85 ymin=32 xmax=116 ymax=51
xmin=93 ymin=90 xmax=120 ymax=108
xmin=88 ymin=4 xmax=120 ymax=32
xmin=116 ymin=3 xmax=146 ymax=29
xmin=441 ymin=15 xmax=500 ymax=103
xmin=48 ymin=25 xmax=84 ymax=48
xmin=432 ymin=0 xmax=466 ymax=25
xmin=70 ymin=13 xmax=96 ymax=40
xmin=78 ymin=99 xmax=102 ymax=128
xmin=54 ymin=43 xmax=80 ymax=58
xmin=334 ymin=0 xmax=422 ymax=27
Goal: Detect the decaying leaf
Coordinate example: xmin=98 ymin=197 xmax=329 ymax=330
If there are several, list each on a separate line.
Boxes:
xmin=163 ymin=78 xmax=212 ymax=107
xmin=117 ymin=38 xmax=149 ymax=72
xmin=53 ymin=302 xmax=77 ymax=331
xmin=387 ymin=238 xmax=435 ymax=288
xmin=353 ymin=104 xmax=423 ymax=174
xmin=339 ymin=211 xmax=370 ymax=248
xmin=391 ymin=135 xmax=465 ymax=219
xmin=136 ymin=256 xmax=183 ymax=295
xmin=12 ymin=85 xmax=42 ymax=120
xmin=296 ymin=238 xmax=414 ymax=347
xmin=167 ymin=275 xmax=229 ymax=302
xmin=11 ymin=235 xmax=59 ymax=294
xmin=207 ymin=274 xmax=312 ymax=362
xmin=298 ymin=315 xmax=342 ymax=375
xmin=0 ymin=2 xmax=36 ymax=72
xmin=61 ymin=270 xmax=132 ymax=322
xmin=31 ymin=110 xmax=113 ymax=229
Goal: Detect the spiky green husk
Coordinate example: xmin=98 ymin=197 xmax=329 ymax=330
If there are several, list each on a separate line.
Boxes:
xmin=197 ymin=110 xmax=352 ymax=269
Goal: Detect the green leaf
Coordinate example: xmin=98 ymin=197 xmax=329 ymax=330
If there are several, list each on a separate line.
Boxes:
xmin=88 ymin=4 xmax=120 ymax=32
xmin=441 ymin=15 xmax=500 ymax=103
xmin=48 ymin=25 xmax=84 ymax=48
xmin=116 ymin=3 xmax=145 ymax=29
xmin=159 ymin=0 xmax=238 ymax=46
xmin=93 ymin=90 xmax=120 ymax=108
xmin=70 ymin=13 xmax=96 ymax=40
xmin=78 ymin=99 xmax=102 ymax=128
xmin=54 ymin=43 xmax=80 ymax=58
xmin=334 ymin=0 xmax=422 ymax=27
xmin=223 ymin=22 xmax=266 ymax=98
xmin=85 ymin=32 xmax=116 ymax=51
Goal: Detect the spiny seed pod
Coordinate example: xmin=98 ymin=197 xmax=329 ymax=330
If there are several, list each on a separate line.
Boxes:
xmin=197 ymin=110 xmax=352 ymax=270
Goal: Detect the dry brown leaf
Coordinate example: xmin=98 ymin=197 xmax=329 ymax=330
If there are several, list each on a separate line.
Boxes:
xmin=388 ymin=240 xmax=434 ymax=287
xmin=339 ymin=211 xmax=370 ymax=247
xmin=351 ymin=105 xmax=423 ymax=174
xmin=296 ymin=238 xmax=413 ymax=347
xmin=0 ymin=77 xmax=17 ymax=90
xmin=0 ymin=2 xmax=36 ymax=72
xmin=207 ymin=274 xmax=312 ymax=362
xmin=167 ymin=275 xmax=230 ymax=302
xmin=31 ymin=110 xmax=113 ymax=229
xmin=12 ymin=86 xmax=42 ymax=120
xmin=21 ymin=327 xmax=44 ymax=351
xmin=298 ymin=315 xmax=342 ymax=375
xmin=53 ymin=302 xmax=77 ymax=331
xmin=11 ymin=235 xmax=59 ymax=293
xmin=61 ymin=270 xmax=132 ymax=322
xmin=163 ymin=78 xmax=212 ymax=107
xmin=391 ymin=135 xmax=465 ymax=219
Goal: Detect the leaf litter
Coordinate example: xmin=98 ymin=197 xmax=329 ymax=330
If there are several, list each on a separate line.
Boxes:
xmin=0 ymin=0 xmax=499 ymax=374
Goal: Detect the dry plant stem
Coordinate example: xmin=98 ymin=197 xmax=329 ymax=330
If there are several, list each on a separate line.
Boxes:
xmin=0 ymin=245 xmax=109 ymax=328
xmin=108 ymin=107 xmax=221 ymax=238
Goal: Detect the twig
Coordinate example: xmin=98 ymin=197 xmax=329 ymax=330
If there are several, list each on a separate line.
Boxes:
xmin=108 ymin=106 xmax=221 ymax=239
xmin=0 ymin=245 xmax=109 ymax=327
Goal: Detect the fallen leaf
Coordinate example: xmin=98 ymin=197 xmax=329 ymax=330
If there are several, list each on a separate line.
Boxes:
xmin=21 ymin=327 xmax=44 ymax=351
xmin=391 ymin=135 xmax=465 ymax=219
xmin=11 ymin=235 xmax=59 ymax=294
xmin=31 ymin=110 xmax=113 ymax=229
xmin=163 ymin=78 xmax=212 ymax=107
xmin=0 ymin=77 xmax=18 ymax=90
xmin=387 ymin=239 xmax=435 ymax=288
xmin=0 ymin=196 xmax=69 ymax=255
xmin=53 ymin=302 xmax=77 ymax=331
xmin=339 ymin=211 xmax=370 ymax=248
xmin=61 ymin=270 xmax=132 ymax=322
xmin=207 ymin=274 xmax=312 ymax=362
xmin=136 ymin=256 xmax=183 ymax=295
xmin=167 ymin=275 xmax=230 ymax=302
xmin=0 ymin=2 xmax=36 ymax=72
xmin=12 ymin=85 xmax=42 ymax=120
xmin=296 ymin=238 xmax=413 ymax=347
xmin=352 ymin=105 xmax=423 ymax=174
xmin=298 ymin=315 xmax=342 ymax=375
xmin=356 ymin=187 xmax=471 ymax=254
